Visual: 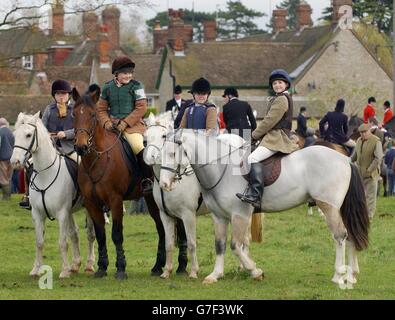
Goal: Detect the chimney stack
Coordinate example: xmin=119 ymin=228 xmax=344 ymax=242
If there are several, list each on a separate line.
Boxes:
xmin=168 ymin=9 xmax=185 ymax=54
xmin=272 ymin=9 xmax=287 ymax=33
xmin=153 ymin=20 xmax=168 ymax=53
xmin=98 ymin=24 xmax=110 ymax=68
xmin=102 ymin=6 xmax=120 ymax=52
xmin=203 ymin=21 xmax=217 ymax=42
xmin=296 ymin=2 xmax=313 ymax=30
xmin=183 ymin=24 xmax=194 ymax=43
xmin=52 ymin=0 xmax=64 ymax=37
xmin=332 ymin=0 xmax=353 ymax=27
xmin=82 ymin=12 xmax=98 ymax=40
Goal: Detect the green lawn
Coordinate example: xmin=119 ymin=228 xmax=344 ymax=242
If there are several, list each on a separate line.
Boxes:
xmin=0 ymin=194 xmax=394 ymax=300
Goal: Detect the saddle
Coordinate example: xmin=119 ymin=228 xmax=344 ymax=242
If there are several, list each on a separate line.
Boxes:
xmin=242 ymin=153 xmax=286 ymax=187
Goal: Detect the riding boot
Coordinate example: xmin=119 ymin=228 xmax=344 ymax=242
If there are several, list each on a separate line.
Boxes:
xmin=236 ymin=163 xmax=264 ymax=209
xmin=19 ymin=166 xmax=32 ymax=210
xmin=136 ymin=150 xmax=153 ymax=195
xmin=1 ymin=184 xmax=11 ymax=200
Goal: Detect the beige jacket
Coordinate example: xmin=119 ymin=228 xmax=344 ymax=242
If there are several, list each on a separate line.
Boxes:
xmin=252 ymin=95 xmax=299 ymax=154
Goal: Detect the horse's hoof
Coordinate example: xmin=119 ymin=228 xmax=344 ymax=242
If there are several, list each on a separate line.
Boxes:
xmin=160 ymin=271 xmax=170 ymax=279
xmin=71 ymin=263 xmax=81 ymax=273
xmin=115 ymin=271 xmax=128 ymax=280
xmin=252 ymin=268 xmax=264 ymax=280
xmin=189 ymin=272 xmax=198 ymax=279
xmin=84 ymin=266 xmax=95 ymax=273
xmin=202 ymin=276 xmax=218 ymax=285
xmin=59 ymin=271 xmax=71 ymax=279
xmin=94 ymin=269 xmax=108 ymax=278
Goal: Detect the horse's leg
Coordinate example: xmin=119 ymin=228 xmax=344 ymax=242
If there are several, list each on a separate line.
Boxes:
xmin=30 ymin=210 xmax=45 ymax=277
xmin=159 ymin=211 xmax=175 ymax=279
xmin=144 ymin=193 xmax=166 ymax=276
xmin=345 ymin=240 xmax=359 ymax=286
xmin=84 ymin=212 xmax=96 ymax=273
xmin=111 ymin=199 xmax=127 ymax=280
xmin=182 ymin=212 xmax=199 ymax=279
xmin=175 ymin=217 xmax=188 ymax=274
xmin=230 ymin=214 xmax=263 ymax=281
xmin=203 ymin=215 xmax=228 ymax=284
xmin=68 ymin=214 xmax=81 ymax=273
xmin=316 ymin=200 xmax=348 ymax=286
xmin=86 ymin=200 xmax=108 ymax=278
xmin=58 ymin=211 xmax=71 ymax=279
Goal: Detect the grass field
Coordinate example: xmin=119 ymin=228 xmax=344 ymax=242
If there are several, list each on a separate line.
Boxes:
xmin=0 ymin=194 xmax=394 ymax=300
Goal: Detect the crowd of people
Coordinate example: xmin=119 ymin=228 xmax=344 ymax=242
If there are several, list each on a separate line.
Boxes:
xmin=1 ymin=55 xmax=394 ymax=222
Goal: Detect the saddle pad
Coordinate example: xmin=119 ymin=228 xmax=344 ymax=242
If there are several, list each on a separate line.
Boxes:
xmin=242 ymin=153 xmax=285 ymax=187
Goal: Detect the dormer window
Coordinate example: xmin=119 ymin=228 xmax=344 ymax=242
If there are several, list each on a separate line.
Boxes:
xmin=22 ymin=55 xmax=33 ymax=70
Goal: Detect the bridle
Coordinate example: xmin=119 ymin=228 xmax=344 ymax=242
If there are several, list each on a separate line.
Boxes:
xmin=160 ymin=131 xmax=243 ymax=191
xmin=13 ymin=123 xmax=39 ymax=166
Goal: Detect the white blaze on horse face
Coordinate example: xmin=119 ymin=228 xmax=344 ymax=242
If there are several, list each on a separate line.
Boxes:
xmin=145 ymin=126 xmax=167 ymax=165
xmin=160 ymin=140 xmax=181 ymax=191
xmin=11 ymin=118 xmax=36 ymax=168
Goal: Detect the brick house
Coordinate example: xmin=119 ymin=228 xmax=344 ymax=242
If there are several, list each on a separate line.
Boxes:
xmin=0 ymin=3 xmax=162 ymax=123
xmin=155 ymin=0 xmax=393 ymax=119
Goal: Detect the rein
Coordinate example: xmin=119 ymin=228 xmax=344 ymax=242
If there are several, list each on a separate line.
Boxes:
xmin=14 ymin=122 xmax=63 ymax=221
xmin=75 ymin=107 xmax=122 ymax=184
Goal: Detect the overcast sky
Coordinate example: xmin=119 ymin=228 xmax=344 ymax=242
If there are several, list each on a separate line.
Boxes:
xmin=142 ymin=0 xmax=331 ymax=29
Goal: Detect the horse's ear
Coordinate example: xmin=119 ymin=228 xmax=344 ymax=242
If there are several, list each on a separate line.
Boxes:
xmin=148 ymin=112 xmax=155 ymax=124
xmin=89 ymin=86 xmax=101 ymax=104
xmin=71 ymin=87 xmax=80 ymax=102
xmin=33 ymin=111 xmax=41 ymax=122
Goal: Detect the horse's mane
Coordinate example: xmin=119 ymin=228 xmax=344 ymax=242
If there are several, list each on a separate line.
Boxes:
xmin=172 ymin=129 xmax=246 ymax=149
xmin=75 ymin=94 xmax=97 ymax=109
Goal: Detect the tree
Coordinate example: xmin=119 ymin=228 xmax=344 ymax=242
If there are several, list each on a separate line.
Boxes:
xmin=146 ymin=9 xmax=215 ymax=42
xmin=320 ymin=0 xmax=393 ymax=34
xmin=0 ymin=0 xmax=151 ymax=29
xmin=217 ymin=1 xmax=265 ymax=39
xmin=267 ymin=0 xmax=301 ymax=31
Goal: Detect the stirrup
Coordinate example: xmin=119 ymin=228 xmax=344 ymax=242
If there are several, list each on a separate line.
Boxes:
xmin=19 ymin=196 xmax=31 ymax=210
xmin=141 ymin=178 xmax=153 ymax=194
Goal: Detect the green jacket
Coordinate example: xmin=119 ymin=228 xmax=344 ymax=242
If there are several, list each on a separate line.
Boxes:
xmin=101 ymin=79 xmax=145 ymax=118
xmin=351 ymin=134 xmax=383 ymax=179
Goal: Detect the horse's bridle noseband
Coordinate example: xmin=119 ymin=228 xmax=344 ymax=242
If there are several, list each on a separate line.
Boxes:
xmin=74 ymin=110 xmax=97 ymax=152
xmin=13 ymin=123 xmax=38 ymax=165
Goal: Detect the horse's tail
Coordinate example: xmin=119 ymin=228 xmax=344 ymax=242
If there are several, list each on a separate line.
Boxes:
xmin=340 ymin=163 xmax=370 ymax=251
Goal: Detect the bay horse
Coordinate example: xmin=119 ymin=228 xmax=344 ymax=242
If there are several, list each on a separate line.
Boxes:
xmin=160 ymin=130 xmax=370 ymax=288
xmin=10 ymin=112 xmax=95 ymax=278
xmin=71 ymin=88 xmax=187 ymax=279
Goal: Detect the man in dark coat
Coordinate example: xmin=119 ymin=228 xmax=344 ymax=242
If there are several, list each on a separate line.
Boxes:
xmin=222 ymin=87 xmax=256 ymax=139
xmin=296 ymin=107 xmax=315 ymax=147
xmin=165 ymin=85 xmax=185 ymax=113
xmin=319 ymin=99 xmax=356 ymax=148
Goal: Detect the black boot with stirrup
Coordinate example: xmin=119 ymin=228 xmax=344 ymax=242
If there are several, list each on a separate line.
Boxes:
xmin=236 ymin=163 xmax=264 ymax=209
xmin=136 ymin=150 xmax=153 ymax=194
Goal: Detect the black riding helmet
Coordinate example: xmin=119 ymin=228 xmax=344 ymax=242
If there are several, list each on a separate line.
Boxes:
xmin=269 ymin=69 xmax=291 ymax=89
xmin=189 ymin=77 xmax=211 ymax=95
xmin=51 ymin=79 xmax=72 ymax=97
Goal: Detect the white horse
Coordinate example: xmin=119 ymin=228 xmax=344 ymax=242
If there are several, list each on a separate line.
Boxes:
xmin=10 ymin=112 xmax=95 ymax=278
xmin=160 ymin=130 xmax=370 ymax=287
xmin=144 ymin=112 xmax=202 ymax=279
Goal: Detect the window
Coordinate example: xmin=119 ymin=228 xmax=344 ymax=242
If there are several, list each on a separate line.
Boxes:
xmin=147 ymin=96 xmax=154 ymax=108
xmin=22 ymin=55 xmax=33 ymax=70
